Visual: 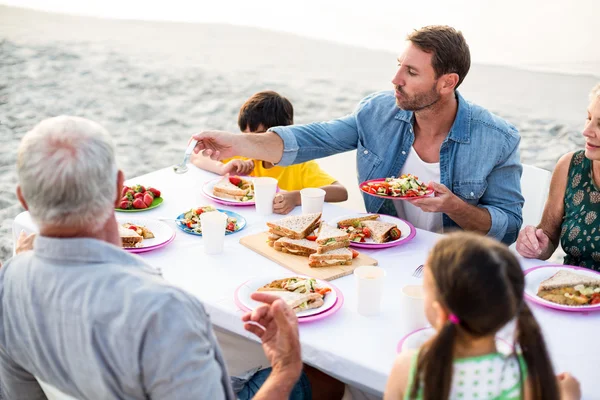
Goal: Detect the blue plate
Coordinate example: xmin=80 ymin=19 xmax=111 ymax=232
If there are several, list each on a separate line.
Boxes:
xmin=175 ymin=209 xmax=247 ymax=236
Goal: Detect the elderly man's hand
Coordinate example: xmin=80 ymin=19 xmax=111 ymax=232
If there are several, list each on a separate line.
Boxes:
xmin=407 ymin=182 xmax=461 ymax=213
xmin=15 ymin=231 xmax=36 ymax=254
xmin=241 ymin=292 xmax=302 ymax=381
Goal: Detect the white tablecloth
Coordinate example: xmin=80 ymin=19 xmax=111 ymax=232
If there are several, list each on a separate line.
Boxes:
xmin=12 ymin=165 xmax=600 ymax=398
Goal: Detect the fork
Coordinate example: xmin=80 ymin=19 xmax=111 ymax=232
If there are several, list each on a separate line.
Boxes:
xmin=173 ymin=139 xmax=198 ymax=174
xmin=412 ymin=264 xmax=424 ymax=278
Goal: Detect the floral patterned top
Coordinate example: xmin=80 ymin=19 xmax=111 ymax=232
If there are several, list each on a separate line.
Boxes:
xmin=560 ymin=150 xmax=600 ymax=269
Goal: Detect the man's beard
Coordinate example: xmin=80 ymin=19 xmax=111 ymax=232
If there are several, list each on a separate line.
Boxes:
xmin=395 ymin=82 xmax=440 ymax=112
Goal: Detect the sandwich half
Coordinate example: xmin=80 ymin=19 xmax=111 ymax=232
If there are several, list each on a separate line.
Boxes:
xmin=537 ymin=270 xmax=600 ymax=306
xmin=256 ymin=290 xmax=324 ymax=313
xmin=336 ymin=214 xmax=380 ymax=228
xmin=213 ymin=176 xmax=253 ymax=201
xmin=361 ymin=220 xmax=400 ymax=243
xmin=308 ymin=247 xmax=353 ymax=268
xmin=273 ymin=237 xmax=318 ymax=257
xmin=119 ymin=225 xmax=143 ymax=248
xmin=316 ymin=223 xmax=350 ymax=253
xmin=266 ymin=212 xmax=321 ymax=239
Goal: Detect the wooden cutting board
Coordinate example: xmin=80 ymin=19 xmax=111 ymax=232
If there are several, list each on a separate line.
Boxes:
xmin=239 ymin=231 xmax=378 ymax=281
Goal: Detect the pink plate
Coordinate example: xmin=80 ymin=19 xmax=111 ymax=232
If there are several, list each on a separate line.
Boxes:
xmin=330 ymin=213 xmax=416 ymax=249
xmin=359 ymin=178 xmax=434 ymax=200
xmin=523 ymin=264 xmax=600 ymax=312
xmin=202 ymin=176 xmax=256 ymax=206
xmin=234 ymin=279 xmax=344 ymax=323
xmin=396 ymin=327 xmax=513 ymax=354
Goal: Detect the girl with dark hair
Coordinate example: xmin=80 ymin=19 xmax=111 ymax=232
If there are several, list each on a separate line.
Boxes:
xmin=384 ymin=232 xmax=581 ymax=400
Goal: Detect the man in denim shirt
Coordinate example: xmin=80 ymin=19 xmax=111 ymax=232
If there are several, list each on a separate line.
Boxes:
xmin=193 ymin=26 xmax=523 ymax=245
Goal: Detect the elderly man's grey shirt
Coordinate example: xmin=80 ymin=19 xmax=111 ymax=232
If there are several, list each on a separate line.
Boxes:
xmin=0 ymin=236 xmax=235 ymax=400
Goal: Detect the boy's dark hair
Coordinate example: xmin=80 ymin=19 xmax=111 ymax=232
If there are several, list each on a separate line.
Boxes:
xmin=407 ymin=25 xmax=471 ymax=89
xmin=237 ymin=91 xmax=294 ymax=132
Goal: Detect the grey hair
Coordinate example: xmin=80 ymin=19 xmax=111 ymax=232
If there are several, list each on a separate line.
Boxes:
xmin=591 ymin=83 xmax=600 ymax=101
xmin=17 ymin=116 xmax=118 ymax=230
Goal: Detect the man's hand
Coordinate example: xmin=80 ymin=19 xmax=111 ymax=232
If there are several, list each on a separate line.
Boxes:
xmin=408 ymin=182 xmax=460 ymax=213
xmin=273 ymin=192 xmax=300 ymax=215
xmin=516 ymin=225 xmax=551 ymax=259
xmin=221 ymin=159 xmax=254 ymax=176
xmin=557 ymin=372 xmax=581 ymax=400
xmin=242 ymin=292 xmax=302 ymax=381
xmin=192 ymin=130 xmax=239 ymax=161
xmin=15 ymin=231 xmax=35 ymax=254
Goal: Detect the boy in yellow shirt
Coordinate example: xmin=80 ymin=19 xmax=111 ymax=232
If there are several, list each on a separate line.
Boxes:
xmin=191 ymin=91 xmax=348 ymax=214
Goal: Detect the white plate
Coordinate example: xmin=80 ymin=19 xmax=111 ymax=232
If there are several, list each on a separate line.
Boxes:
xmin=116 ymin=218 xmax=175 ymax=252
xmin=328 ymin=214 xmax=414 ymax=247
xmin=398 ymin=327 xmax=513 ymax=354
xmin=524 ymin=265 xmax=600 ymax=311
xmin=236 ymin=275 xmax=337 ymax=318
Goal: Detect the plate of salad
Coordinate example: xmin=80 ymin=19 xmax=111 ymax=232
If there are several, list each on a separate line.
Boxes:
xmin=175 ymin=206 xmax=246 ymax=236
xmin=359 ymin=174 xmax=433 ymax=200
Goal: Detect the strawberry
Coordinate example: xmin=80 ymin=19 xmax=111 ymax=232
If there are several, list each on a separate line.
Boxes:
xmin=147 ymin=187 xmax=161 ymax=198
xmin=143 ymin=192 xmax=154 ymax=207
xmin=229 ymin=176 xmax=242 ymax=187
xmin=132 ymin=198 xmax=147 ymax=209
xmin=121 ymin=186 xmax=130 ymax=197
xmin=133 ymin=185 xmax=145 ymax=193
xmin=119 ymin=200 xmax=132 ymax=209
xmin=134 ymin=192 xmax=144 ymax=199
xmin=126 ymin=189 xmax=135 ymax=196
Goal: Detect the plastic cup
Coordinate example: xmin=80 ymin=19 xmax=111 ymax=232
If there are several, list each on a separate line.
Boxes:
xmin=253 ymin=177 xmax=278 ymax=215
xmin=200 ymin=211 xmax=228 ymax=254
xmin=300 ymin=188 xmax=326 ymax=214
xmin=354 ymin=266 xmax=386 ymax=316
xmin=399 ymin=285 xmax=428 ymax=332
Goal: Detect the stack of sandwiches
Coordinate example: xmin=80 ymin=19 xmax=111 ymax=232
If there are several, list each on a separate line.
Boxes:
xmin=266 ymin=213 xmax=355 ymax=268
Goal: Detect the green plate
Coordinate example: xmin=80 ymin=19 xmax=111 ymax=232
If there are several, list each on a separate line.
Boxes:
xmin=115 ymin=196 xmax=164 ymax=212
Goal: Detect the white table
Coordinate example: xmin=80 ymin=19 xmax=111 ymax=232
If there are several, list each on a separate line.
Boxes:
xmin=12 ymin=165 xmax=600 ymax=398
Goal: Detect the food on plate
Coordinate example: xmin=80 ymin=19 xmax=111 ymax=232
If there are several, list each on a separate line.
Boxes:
xmin=336 ymin=214 xmax=380 ymax=227
xmin=537 ymin=270 xmax=600 ymax=306
xmin=118 ymin=184 xmax=161 ymax=210
xmin=316 ymin=224 xmax=350 ymax=254
xmin=361 ymin=174 xmax=429 ymax=197
xmin=273 ymin=237 xmax=319 ymax=256
xmin=308 ymin=247 xmax=353 ymax=268
xmin=180 ymin=206 xmax=239 ymax=234
xmin=256 ymin=277 xmax=332 ymax=313
xmin=361 ymin=220 xmax=401 ymax=243
xmin=118 ymin=225 xmax=143 ymax=248
xmin=213 ymin=176 xmax=254 ymax=201
xmin=121 ymin=223 xmax=155 ymax=239
xmin=266 ymin=212 xmax=322 ymax=240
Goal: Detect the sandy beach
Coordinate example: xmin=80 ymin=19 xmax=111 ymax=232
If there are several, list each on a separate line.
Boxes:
xmin=1 ymin=5 xmax=598 ymax=262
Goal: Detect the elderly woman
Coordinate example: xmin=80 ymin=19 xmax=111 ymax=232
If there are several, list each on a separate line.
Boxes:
xmin=516 ymin=83 xmax=600 ymax=269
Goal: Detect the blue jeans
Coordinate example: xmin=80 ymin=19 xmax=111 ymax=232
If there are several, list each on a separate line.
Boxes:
xmin=236 ymin=368 xmax=312 ymax=400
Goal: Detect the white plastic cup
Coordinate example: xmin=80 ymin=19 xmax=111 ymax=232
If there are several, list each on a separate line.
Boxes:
xmin=200 ymin=211 xmax=228 ymax=254
xmin=354 ymin=266 xmax=386 ymax=316
xmin=300 ymin=188 xmax=326 ymax=214
xmin=399 ymin=285 xmax=428 ymax=332
xmin=253 ymin=177 xmax=278 ymax=215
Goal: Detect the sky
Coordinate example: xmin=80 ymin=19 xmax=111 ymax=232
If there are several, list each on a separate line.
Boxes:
xmin=1 ymin=0 xmax=598 ymax=76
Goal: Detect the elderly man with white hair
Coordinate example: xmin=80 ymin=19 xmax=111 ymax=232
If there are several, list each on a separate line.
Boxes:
xmin=0 ymin=116 xmax=305 ymax=400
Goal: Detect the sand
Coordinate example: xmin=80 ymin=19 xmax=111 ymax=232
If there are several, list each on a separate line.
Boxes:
xmin=1 ymin=5 xmax=598 ymax=262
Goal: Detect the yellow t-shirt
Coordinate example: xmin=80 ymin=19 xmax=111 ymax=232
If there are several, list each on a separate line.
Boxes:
xmin=222 ymin=157 xmax=336 ymax=192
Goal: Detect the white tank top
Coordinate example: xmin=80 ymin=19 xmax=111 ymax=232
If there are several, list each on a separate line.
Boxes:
xmin=394 ymin=146 xmax=443 ymax=233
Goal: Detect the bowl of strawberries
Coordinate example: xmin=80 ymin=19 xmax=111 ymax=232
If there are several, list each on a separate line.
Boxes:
xmin=116 ymin=184 xmax=163 ymax=212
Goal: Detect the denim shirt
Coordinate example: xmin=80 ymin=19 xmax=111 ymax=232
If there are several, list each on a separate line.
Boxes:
xmin=272 ymin=90 xmax=523 ymax=245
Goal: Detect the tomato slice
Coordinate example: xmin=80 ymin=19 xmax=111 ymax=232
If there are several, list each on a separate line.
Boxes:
xmin=350 ymin=249 xmax=359 ymax=259
xmin=306 ymin=235 xmax=317 ymax=241
xmin=362 ymin=227 xmax=371 ymax=238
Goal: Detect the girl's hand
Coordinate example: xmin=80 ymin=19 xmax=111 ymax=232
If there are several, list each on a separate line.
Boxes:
xmin=273 ymin=192 xmax=300 ymax=215
xmin=221 ymin=159 xmax=254 ymax=176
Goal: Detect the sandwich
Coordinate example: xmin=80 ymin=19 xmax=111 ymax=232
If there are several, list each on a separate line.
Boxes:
xmin=308 ymin=247 xmax=353 ymax=268
xmin=213 ymin=176 xmax=254 ymax=201
xmin=122 ymin=223 xmax=154 ymax=239
xmin=255 ymin=290 xmax=324 ymax=313
xmin=119 ymin=225 xmax=143 ymax=248
xmin=273 ymin=237 xmax=318 ymax=257
xmin=361 ymin=220 xmax=401 ymax=243
xmin=336 ymin=214 xmax=380 ymax=228
xmin=266 ymin=213 xmax=321 ymax=240
xmin=537 ymin=270 xmax=600 ymax=306
xmin=316 ymin=223 xmax=350 ymax=253
xmin=266 ymin=232 xmax=282 ymax=247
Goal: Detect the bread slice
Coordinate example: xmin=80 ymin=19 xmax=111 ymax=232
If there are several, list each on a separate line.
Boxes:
xmin=256 ymin=290 xmax=324 ymax=313
xmin=266 ymin=213 xmax=321 ymax=239
xmin=336 ymin=214 xmax=380 ymax=228
xmin=316 ymin=223 xmax=350 ymax=253
xmin=361 ymin=220 xmax=398 ymax=243
xmin=308 ymin=247 xmax=353 ymax=268
xmin=273 ymin=237 xmax=318 ymax=257
xmin=213 ymin=176 xmax=251 ymax=199
xmin=119 ymin=225 xmax=143 ymax=248
xmin=538 ymin=270 xmax=600 ymax=291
